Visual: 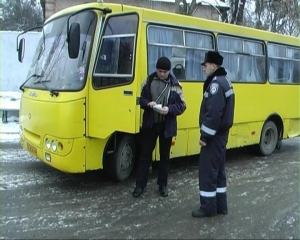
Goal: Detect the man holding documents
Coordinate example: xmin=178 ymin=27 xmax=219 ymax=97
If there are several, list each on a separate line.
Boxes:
xmin=132 ymin=57 xmax=186 ymax=198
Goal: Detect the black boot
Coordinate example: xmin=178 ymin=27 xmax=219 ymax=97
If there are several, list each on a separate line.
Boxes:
xmin=192 ymin=208 xmax=217 ymax=218
xmin=132 ymin=187 xmax=144 ymax=198
xmin=217 ymin=209 xmax=228 ymax=215
xmin=159 ymin=186 xmax=168 ymax=197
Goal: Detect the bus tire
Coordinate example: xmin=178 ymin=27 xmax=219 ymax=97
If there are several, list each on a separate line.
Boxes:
xmin=105 ymin=135 xmax=136 ymax=182
xmin=257 ymin=121 xmax=278 ymax=156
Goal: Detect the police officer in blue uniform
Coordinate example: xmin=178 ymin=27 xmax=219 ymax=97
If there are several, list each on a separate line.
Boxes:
xmin=192 ymin=51 xmax=235 ymax=218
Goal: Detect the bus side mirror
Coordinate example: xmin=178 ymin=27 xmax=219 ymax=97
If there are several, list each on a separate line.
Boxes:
xmin=67 ymin=22 xmax=80 ymax=59
xmin=17 ymin=38 xmax=25 ymax=63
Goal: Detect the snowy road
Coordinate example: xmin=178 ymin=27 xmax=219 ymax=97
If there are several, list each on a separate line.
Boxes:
xmin=1 ymin=138 xmax=299 ymax=239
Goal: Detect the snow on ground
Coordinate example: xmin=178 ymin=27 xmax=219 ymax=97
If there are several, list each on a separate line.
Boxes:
xmin=0 ymin=91 xmax=21 ymax=110
xmin=0 ymin=91 xmax=21 ymax=142
xmin=0 ymin=121 xmax=20 ymax=142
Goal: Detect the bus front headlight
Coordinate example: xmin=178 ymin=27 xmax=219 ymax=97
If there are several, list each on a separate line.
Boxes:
xmin=51 ymin=140 xmax=57 ymax=152
xmin=19 ymin=125 xmax=23 ymax=135
xmin=45 ymin=138 xmax=51 ymax=149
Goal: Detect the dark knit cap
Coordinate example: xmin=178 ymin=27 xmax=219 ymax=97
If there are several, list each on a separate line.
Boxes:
xmin=156 ymin=57 xmax=171 ymax=71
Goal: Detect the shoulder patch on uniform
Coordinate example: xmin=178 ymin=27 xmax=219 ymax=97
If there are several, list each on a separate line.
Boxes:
xmin=210 ymin=83 xmax=219 ymax=95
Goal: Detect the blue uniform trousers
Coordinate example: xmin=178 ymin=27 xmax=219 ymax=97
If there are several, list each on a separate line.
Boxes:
xmin=198 ymin=134 xmax=228 ymax=215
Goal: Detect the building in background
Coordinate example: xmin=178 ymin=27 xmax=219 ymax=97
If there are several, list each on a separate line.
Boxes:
xmin=44 ymin=0 xmax=229 ymax=21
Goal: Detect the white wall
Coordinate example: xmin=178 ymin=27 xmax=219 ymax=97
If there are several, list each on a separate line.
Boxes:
xmin=1 ymin=31 xmax=41 ymax=91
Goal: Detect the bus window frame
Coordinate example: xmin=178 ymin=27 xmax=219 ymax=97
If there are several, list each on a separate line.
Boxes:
xmin=92 ymin=12 xmax=139 ymax=90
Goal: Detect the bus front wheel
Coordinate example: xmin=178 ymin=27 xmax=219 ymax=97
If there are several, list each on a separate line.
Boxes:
xmin=105 ymin=135 xmax=136 ymax=182
xmin=258 ymin=121 xmax=278 ymax=156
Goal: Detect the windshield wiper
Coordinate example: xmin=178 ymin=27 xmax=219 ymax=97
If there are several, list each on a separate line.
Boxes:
xmin=19 ymin=74 xmax=43 ymax=91
xmin=33 ymin=79 xmax=50 ymax=84
xmin=19 ymin=74 xmax=59 ymax=97
xmin=34 ymin=79 xmax=59 ymax=97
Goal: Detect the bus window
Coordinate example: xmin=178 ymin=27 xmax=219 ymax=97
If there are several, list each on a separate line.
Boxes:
xmin=93 ymin=14 xmax=138 ymax=88
xmin=218 ymin=36 xmax=265 ymax=83
xmin=240 ymin=40 xmax=265 ymax=82
xmin=218 ymin=36 xmax=242 ymax=82
xmin=288 ymin=48 xmax=300 ymax=84
xmin=103 ymin=13 xmax=138 ymax=35
xmin=147 ymin=26 xmax=214 ymax=80
xmin=184 ymin=31 xmax=214 ymax=81
xmin=268 ymin=44 xmax=300 ymax=84
xmin=147 ymin=26 xmax=183 ymax=74
xmin=96 ymin=36 xmax=134 ymax=75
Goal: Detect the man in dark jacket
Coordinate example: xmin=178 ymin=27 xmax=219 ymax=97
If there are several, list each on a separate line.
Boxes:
xmin=192 ymin=51 xmax=235 ymax=218
xmin=133 ymin=56 xmax=186 ymax=198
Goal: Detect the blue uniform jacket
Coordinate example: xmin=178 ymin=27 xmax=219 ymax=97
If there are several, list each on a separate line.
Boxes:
xmin=139 ymin=72 xmax=186 ymax=138
xmin=199 ymin=67 xmax=235 ymax=143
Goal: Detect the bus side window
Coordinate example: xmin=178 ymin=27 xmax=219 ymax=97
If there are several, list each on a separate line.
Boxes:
xmin=269 ymin=64 xmax=277 ymax=83
xmin=118 ymin=37 xmax=134 ymax=74
xmin=243 ymin=57 xmax=263 ymax=82
xmin=292 ymin=61 xmax=299 ymax=83
xmin=184 ymin=31 xmax=213 ymax=81
xmin=185 ymin=49 xmax=205 ymax=80
xmin=218 ymin=36 xmax=241 ymax=82
xmin=95 ymin=38 xmax=114 ymax=73
xmin=268 ymin=45 xmax=299 ymax=84
xmin=147 ymin=26 xmax=214 ymax=81
xmin=241 ymin=40 xmax=265 ymax=82
xmin=221 ymin=53 xmax=238 ymax=82
xmin=269 ymin=59 xmax=290 ymax=83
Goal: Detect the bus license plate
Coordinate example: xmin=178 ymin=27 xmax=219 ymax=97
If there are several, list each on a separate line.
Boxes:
xmin=27 ymin=143 xmax=37 ymax=156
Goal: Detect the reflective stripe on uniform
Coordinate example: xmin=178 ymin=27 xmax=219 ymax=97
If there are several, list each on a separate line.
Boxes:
xmin=200 ymin=190 xmax=216 ymax=197
xmin=216 ymin=187 xmax=227 ymax=193
xmin=201 ymin=124 xmax=217 ymax=136
xmin=225 ymin=89 xmax=234 ymax=98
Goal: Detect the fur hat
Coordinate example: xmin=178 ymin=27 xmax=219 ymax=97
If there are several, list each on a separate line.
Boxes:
xmin=156 ymin=57 xmax=171 ymax=71
xmin=201 ymin=51 xmax=223 ymax=66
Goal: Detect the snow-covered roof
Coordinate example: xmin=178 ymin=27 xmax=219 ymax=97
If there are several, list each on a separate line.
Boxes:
xmin=144 ymin=0 xmax=229 ymax=8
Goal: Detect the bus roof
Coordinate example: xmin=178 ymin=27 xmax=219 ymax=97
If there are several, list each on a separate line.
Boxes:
xmin=47 ymin=2 xmax=299 ymax=47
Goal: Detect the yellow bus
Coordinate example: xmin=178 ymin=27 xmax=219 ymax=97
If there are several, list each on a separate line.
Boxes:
xmin=16 ymin=2 xmax=300 ymax=182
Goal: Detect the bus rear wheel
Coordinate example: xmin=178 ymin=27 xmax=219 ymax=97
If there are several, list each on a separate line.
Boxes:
xmin=105 ymin=135 xmax=136 ymax=182
xmin=258 ymin=121 xmax=278 ymax=156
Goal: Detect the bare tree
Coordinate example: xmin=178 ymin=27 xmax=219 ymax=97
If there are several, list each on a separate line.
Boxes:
xmin=252 ymin=0 xmax=299 ymax=36
xmin=1 ymin=0 xmax=43 ymax=31
xmin=225 ymin=0 xmax=247 ymax=25
xmin=278 ymin=0 xmax=299 ymax=36
xmin=174 ymin=0 xmax=198 ymax=15
xmin=40 ymin=0 xmax=45 ymax=22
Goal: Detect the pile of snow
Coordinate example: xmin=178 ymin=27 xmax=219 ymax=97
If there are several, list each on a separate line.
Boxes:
xmin=0 ymin=91 xmax=21 ymax=110
xmin=0 ymin=91 xmax=21 ymax=142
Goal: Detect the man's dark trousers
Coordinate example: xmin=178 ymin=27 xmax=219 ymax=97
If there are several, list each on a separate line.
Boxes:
xmin=136 ymin=123 xmax=172 ymax=189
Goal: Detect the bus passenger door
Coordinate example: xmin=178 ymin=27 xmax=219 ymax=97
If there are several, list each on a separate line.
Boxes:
xmin=89 ymin=13 xmax=140 ymax=140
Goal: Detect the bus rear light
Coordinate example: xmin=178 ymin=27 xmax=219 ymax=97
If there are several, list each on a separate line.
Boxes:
xmin=45 ymin=153 xmax=51 ymax=162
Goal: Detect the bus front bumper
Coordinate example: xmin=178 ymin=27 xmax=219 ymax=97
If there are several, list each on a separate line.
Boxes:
xmin=20 ymin=135 xmax=86 ymax=173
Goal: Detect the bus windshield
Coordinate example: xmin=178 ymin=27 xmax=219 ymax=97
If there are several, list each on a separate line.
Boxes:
xmin=25 ymin=10 xmax=97 ymax=91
